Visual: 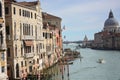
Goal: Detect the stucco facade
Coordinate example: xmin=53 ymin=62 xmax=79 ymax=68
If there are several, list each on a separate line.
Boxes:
xmin=5 ymin=0 xmax=43 ymax=79
xmin=42 ymin=12 xmax=63 ymax=60
xmin=0 ymin=0 xmax=8 ymax=79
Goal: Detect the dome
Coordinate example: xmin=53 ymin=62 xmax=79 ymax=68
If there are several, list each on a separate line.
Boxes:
xmin=104 ymin=10 xmax=119 ymax=28
xmin=104 ymin=18 xmax=119 ymax=27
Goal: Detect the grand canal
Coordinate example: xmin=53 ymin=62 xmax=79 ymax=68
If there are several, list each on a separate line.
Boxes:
xmin=46 ymin=43 xmax=120 ymax=80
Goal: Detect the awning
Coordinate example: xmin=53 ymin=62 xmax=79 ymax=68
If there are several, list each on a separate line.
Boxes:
xmin=24 ymin=41 xmax=33 ymax=46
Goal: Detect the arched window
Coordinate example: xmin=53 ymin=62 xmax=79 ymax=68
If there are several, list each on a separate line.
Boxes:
xmin=16 ymin=63 xmax=19 ymax=77
xmin=0 ymin=2 xmax=2 ymax=17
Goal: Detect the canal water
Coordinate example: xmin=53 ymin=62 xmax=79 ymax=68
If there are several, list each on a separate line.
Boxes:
xmin=48 ymin=43 xmax=120 ymax=80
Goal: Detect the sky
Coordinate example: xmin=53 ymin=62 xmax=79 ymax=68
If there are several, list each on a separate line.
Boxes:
xmin=18 ymin=0 xmax=120 ymax=41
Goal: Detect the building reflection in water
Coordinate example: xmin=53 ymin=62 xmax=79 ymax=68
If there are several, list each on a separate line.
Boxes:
xmin=41 ymin=63 xmax=69 ymax=80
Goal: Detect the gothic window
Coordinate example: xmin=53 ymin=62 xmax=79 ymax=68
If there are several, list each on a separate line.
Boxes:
xmin=6 ymin=26 xmax=10 ymax=35
xmin=1 ymin=66 xmax=5 ymax=73
xmin=0 ymin=24 xmax=2 ymax=28
xmin=25 ymin=61 xmax=27 ymax=66
xmin=13 ymin=7 xmax=16 ymax=14
xmin=20 ymin=23 xmax=22 ymax=35
xmin=1 ymin=52 xmax=5 ymax=61
xmin=15 ymin=45 xmax=17 ymax=57
xmin=19 ymin=9 xmax=21 ymax=16
xmin=29 ymin=66 xmax=32 ymax=72
xmin=21 ymin=61 xmax=23 ymax=67
xmin=14 ymin=22 xmax=16 ymax=38
xmin=31 ymin=25 xmax=33 ymax=36
xmin=31 ymin=12 xmax=33 ymax=18
xmin=0 ymin=31 xmax=3 ymax=44
xmin=21 ymin=44 xmax=23 ymax=56
xmin=16 ymin=63 xmax=19 ymax=77
xmin=0 ymin=2 xmax=2 ymax=17
xmin=5 ymin=7 xmax=9 ymax=14
xmin=7 ymin=48 xmax=10 ymax=57
xmin=35 ymin=13 xmax=36 ymax=19
xmin=22 ymin=10 xmax=24 ymax=16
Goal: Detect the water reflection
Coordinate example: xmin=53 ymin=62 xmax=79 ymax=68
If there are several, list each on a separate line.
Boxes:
xmin=41 ymin=63 xmax=69 ymax=80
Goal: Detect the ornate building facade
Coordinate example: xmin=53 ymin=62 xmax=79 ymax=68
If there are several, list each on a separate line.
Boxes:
xmin=93 ymin=10 xmax=120 ymax=50
xmin=5 ymin=0 xmax=43 ymax=79
xmin=42 ymin=12 xmax=62 ymax=67
xmin=4 ymin=0 xmax=63 ymax=79
xmin=0 ymin=0 xmax=8 ymax=79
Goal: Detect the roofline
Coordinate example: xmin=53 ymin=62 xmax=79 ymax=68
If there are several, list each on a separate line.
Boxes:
xmin=8 ymin=2 xmax=37 ymax=11
xmin=42 ymin=12 xmax=62 ymax=20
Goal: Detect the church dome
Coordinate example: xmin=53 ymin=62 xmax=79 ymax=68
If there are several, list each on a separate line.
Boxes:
xmin=104 ymin=10 xmax=119 ymax=28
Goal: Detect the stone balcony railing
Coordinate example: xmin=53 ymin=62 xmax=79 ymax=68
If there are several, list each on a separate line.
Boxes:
xmin=36 ymin=36 xmax=44 ymax=41
xmin=21 ymin=35 xmax=35 ymax=40
xmin=24 ymin=53 xmax=34 ymax=58
xmin=0 ymin=44 xmax=6 ymax=51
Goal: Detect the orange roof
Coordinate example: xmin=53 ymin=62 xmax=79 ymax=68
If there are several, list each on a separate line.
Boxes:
xmin=42 ymin=12 xmax=62 ymax=20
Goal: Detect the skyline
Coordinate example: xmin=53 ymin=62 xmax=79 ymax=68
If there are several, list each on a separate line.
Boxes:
xmin=18 ymin=0 xmax=120 ymax=41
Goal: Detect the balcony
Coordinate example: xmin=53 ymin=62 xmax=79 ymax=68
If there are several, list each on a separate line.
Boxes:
xmin=21 ymin=35 xmax=35 ymax=40
xmin=36 ymin=36 xmax=44 ymax=41
xmin=47 ymin=51 xmax=53 ymax=56
xmin=0 ymin=44 xmax=6 ymax=51
xmin=24 ymin=53 xmax=34 ymax=58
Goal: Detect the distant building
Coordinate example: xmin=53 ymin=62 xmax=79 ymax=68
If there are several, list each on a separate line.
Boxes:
xmin=0 ymin=0 xmax=8 ymax=79
xmin=82 ymin=35 xmax=88 ymax=47
xmin=93 ymin=10 xmax=120 ymax=50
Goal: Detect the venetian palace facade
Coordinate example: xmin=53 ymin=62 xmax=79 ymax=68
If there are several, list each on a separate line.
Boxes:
xmin=0 ymin=0 xmax=8 ymax=79
xmin=0 ymin=0 xmax=63 ymax=80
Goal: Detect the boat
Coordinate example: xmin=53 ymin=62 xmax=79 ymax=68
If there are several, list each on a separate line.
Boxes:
xmin=97 ymin=58 xmax=105 ymax=64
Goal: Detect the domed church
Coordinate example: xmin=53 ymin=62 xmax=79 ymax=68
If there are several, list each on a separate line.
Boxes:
xmin=104 ymin=10 xmax=120 ymax=32
xmin=93 ymin=10 xmax=120 ymax=50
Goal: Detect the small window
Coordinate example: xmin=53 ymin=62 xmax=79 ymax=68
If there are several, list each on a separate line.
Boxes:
xmin=0 ymin=24 xmax=2 ymax=28
xmin=37 ymin=59 xmax=39 ymax=64
xmin=1 ymin=66 xmax=5 ymax=73
xmin=19 ymin=9 xmax=21 ymax=16
xmin=1 ymin=53 xmax=5 ymax=61
xmin=7 ymin=48 xmax=11 ymax=57
xmin=29 ymin=66 xmax=32 ymax=72
xmin=13 ymin=7 xmax=16 ymax=14
xmin=35 ymin=13 xmax=36 ymax=19
xmin=22 ymin=10 xmax=24 ymax=16
xmin=31 ymin=12 xmax=33 ymax=18
xmin=5 ymin=7 xmax=9 ymax=14
xmin=21 ymin=61 xmax=23 ymax=67
xmin=6 ymin=26 xmax=10 ymax=35
xmin=0 ymin=31 xmax=3 ymax=44
xmin=25 ymin=61 xmax=27 ymax=66
xmin=7 ymin=66 xmax=10 ymax=70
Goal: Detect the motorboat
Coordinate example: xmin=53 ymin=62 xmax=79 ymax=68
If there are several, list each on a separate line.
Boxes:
xmin=97 ymin=58 xmax=106 ymax=64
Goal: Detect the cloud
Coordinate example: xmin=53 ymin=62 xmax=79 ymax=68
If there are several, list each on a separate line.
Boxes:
xmin=55 ymin=0 xmax=120 ymax=17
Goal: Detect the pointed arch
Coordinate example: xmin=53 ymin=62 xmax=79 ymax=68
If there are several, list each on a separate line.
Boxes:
xmin=16 ymin=63 xmax=19 ymax=77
